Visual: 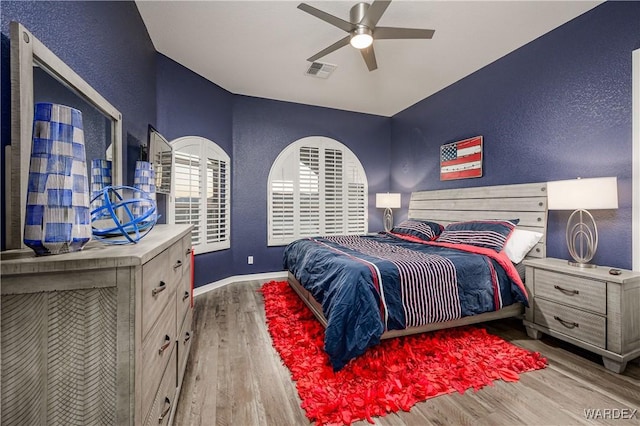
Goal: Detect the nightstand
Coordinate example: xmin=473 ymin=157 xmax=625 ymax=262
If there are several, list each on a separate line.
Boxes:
xmin=522 ymin=257 xmax=640 ymax=373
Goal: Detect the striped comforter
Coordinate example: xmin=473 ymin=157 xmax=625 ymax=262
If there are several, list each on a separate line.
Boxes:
xmin=283 ymin=233 xmax=527 ymax=371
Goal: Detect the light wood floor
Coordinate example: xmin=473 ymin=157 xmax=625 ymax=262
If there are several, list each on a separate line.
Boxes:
xmin=175 ymin=280 xmax=640 ymax=426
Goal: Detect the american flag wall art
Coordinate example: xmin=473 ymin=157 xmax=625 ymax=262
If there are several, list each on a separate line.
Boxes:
xmin=440 ymin=136 xmax=483 ymax=181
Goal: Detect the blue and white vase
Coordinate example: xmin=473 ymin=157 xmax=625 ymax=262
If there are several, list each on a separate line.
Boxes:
xmin=133 ymin=160 xmax=157 ymax=225
xmin=24 ymin=103 xmax=92 ymax=255
xmin=90 ymin=159 xmax=112 ymax=211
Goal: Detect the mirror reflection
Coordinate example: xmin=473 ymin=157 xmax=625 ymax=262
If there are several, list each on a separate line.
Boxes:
xmin=148 ymin=125 xmax=172 ymax=195
xmin=34 ymin=65 xmax=113 ymax=181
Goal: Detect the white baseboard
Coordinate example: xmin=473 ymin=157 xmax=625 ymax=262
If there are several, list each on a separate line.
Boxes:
xmin=193 ymin=270 xmax=288 ymax=297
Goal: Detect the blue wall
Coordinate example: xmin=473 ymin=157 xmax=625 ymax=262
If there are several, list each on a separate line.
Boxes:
xmin=156 ymin=54 xmax=391 ymax=285
xmin=155 ymin=54 xmax=235 ymax=286
xmin=1 ymin=0 xmax=157 ymax=250
xmin=391 ymin=1 xmax=640 ymax=270
xmin=230 ymin=96 xmax=390 ymax=285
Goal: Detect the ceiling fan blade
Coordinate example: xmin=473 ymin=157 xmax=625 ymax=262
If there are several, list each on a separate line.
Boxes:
xmin=297 ymin=3 xmax=356 ymax=33
xmin=360 ymin=46 xmax=378 ymax=71
xmin=361 ymin=0 xmax=391 ymax=27
xmin=374 ymin=27 xmax=435 ymax=40
xmin=307 ymin=35 xmax=351 ymax=62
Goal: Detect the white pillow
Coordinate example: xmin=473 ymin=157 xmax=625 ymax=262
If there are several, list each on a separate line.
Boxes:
xmin=504 ymin=229 xmax=543 ymax=264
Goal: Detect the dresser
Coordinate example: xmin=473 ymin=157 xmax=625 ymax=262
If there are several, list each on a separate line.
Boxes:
xmin=523 ymin=257 xmax=640 ymax=373
xmin=1 ymin=224 xmax=193 ymax=425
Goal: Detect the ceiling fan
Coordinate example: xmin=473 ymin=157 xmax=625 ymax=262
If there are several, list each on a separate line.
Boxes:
xmin=298 ymin=0 xmax=435 ymax=72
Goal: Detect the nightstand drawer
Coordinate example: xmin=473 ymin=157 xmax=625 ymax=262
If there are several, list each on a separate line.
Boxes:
xmin=534 ymin=298 xmax=606 ymax=348
xmin=534 ymin=269 xmax=606 ymax=314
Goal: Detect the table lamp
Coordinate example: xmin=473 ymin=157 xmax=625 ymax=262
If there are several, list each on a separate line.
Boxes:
xmin=547 ymin=177 xmax=618 ymax=268
xmin=376 ymin=193 xmax=401 ymax=232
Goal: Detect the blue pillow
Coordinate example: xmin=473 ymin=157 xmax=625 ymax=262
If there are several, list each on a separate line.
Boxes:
xmin=391 ymin=219 xmax=443 ymax=242
xmin=436 ymin=219 xmax=519 ymax=252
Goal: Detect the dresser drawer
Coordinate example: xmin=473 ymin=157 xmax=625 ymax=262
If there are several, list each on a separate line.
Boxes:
xmin=176 ymin=273 xmax=191 ymax=330
xmin=143 ymin=346 xmax=177 ymax=426
xmin=534 ymin=298 xmax=606 ymax=348
xmin=142 ymin=249 xmax=174 ymax=339
xmin=534 ymin=269 xmax=606 ymax=314
xmin=177 ymin=307 xmax=193 ymax=387
xmin=181 ymin=235 xmax=192 ymax=277
xmin=168 ymin=237 xmax=186 ymax=283
xmin=141 ymin=300 xmax=176 ymax=418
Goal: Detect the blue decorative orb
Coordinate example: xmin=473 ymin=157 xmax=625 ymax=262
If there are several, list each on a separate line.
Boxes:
xmin=90 ymin=185 xmax=158 ymax=244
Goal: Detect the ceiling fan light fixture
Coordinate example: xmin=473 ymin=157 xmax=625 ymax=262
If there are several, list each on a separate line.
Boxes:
xmin=298 ymin=0 xmax=435 ymax=71
xmin=350 ymin=27 xmax=373 ymax=49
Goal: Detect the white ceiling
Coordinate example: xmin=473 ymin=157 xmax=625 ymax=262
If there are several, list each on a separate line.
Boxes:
xmin=136 ymin=0 xmax=601 ymax=117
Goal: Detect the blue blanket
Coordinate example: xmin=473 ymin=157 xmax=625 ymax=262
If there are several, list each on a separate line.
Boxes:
xmin=283 ymin=233 xmax=528 ymax=370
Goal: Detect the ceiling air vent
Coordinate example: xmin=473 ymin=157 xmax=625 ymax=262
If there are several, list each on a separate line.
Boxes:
xmin=305 ymin=62 xmax=337 ymax=79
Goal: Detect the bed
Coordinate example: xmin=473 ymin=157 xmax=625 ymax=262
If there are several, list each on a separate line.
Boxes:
xmin=284 ymin=182 xmax=548 ymax=370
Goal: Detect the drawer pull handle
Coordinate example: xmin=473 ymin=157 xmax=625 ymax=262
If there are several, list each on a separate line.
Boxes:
xmin=158 ymin=397 xmax=171 ymax=423
xmin=184 ymin=331 xmax=191 ymax=343
xmin=173 ymin=260 xmax=183 ymax=269
xmin=554 ymin=285 xmax=579 ymax=295
xmin=554 ymin=316 xmax=579 ymax=329
xmin=185 ymin=248 xmax=192 ymax=255
xmin=152 ymin=281 xmax=167 ymax=297
xmin=183 ymin=291 xmax=190 ymax=302
xmin=159 ymin=335 xmax=171 ymax=354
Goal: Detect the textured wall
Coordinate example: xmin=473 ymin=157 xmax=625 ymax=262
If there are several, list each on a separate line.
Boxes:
xmin=156 ymin=54 xmax=235 ymax=286
xmin=391 ymin=2 xmax=640 ymax=269
xmin=156 ymin=54 xmax=392 ymax=286
xmin=1 ymin=0 xmax=157 ymax=250
xmin=230 ymin=96 xmax=390 ymax=285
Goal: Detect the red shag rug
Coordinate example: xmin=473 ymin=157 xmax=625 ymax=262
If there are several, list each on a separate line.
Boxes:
xmin=260 ymin=281 xmax=547 ymax=425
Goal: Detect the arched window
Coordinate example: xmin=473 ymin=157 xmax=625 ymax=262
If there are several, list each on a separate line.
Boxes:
xmin=170 ymin=136 xmax=230 ymax=254
xmin=268 ymin=136 xmax=368 ymax=246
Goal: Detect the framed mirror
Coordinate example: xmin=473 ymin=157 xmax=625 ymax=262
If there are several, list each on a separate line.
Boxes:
xmin=7 ymin=21 xmax=123 ymax=249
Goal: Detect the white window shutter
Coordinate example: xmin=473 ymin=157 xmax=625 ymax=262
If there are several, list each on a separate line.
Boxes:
xmin=174 ymin=149 xmax=202 ymax=246
xmin=299 ymin=146 xmax=320 ymax=236
xmin=268 ymin=137 xmax=367 ymax=246
xmin=205 ymin=158 xmax=228 ymax=244
xmin=270 ymin=148 xmax=296 ymax=241
xmin=346 ymin=155 xmax=366 ymax=234
xmin=171 ymin=137 xmax=230 ymax=254
xmin=324 ymin=148 xmax=344 ymax=235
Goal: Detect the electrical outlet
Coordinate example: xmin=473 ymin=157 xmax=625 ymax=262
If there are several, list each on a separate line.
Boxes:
xmin=248 ymin=256 xmax=254 ymax=265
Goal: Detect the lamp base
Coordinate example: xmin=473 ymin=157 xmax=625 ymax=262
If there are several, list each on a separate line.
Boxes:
xmin=566 ymin=209 xmax=599 ymax=267
xmin=383 ymin=208 xmax=394 ymax=232
xmin=568 ymin=261 xmax=597 ymax=268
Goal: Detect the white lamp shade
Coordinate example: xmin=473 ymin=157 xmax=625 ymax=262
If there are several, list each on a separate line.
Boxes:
xmin=547 ymin=177 xmax=618 ymax=210
xmin=376 ymin=193 xmax=401 ymax=209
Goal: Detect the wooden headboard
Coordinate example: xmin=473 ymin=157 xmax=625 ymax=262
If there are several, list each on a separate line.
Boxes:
xmin=408 ymin=182 xmax=548 ymax=259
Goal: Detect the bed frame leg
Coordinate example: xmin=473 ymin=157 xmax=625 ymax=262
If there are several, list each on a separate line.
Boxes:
xmin=525 ymin=325 xmax=542 ymax=340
